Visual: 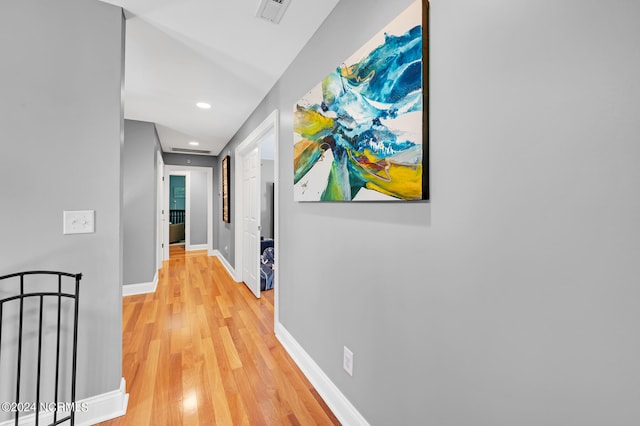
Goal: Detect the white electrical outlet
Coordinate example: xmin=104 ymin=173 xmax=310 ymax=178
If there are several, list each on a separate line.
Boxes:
xmin=343 ymin=346 xmax=353 ymax=376
xmin=63 ymin=210 xmax=95 ymax=235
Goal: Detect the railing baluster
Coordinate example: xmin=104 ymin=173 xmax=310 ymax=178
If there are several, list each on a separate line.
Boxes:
xmin=70 ymin=274 xmax=81 ymax=426
xmin=35 ymin=295 xmax=44 ymax=426
xmin=0 ymin=302 xmax=3 ymax=386
xmin=170 ymin=209 xmax=186 ymax=224
xmin=54 ymin=275 xmax=62 ymax=425
xmin=15 ymin=275 xmax=24 ymax=426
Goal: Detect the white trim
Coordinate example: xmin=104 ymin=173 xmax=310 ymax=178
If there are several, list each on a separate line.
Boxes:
xmin=0 ymin=377 xmax=129 ymax=426
xmin=275 ymin=324 xmax=369 ymax=426
xmin=76 ymin=378 xmax=129 ymax=425
xmin=234 ymin=111 xmax=279 ymax=303
xmin=272 ymin=111 xmax=280 ymax=327
xmin=164 ymin=170 xmax=186 ymax=260
xmin=122 ymin=272 xmax=158 ymax=296
xmin=185 ymin=171 xmax=192 ymax=250
xmin=234 ymin=111 xmax=278 ymax=281
xmin=211 ymin=249 xmax=241 ymax=282
xmin=156 ymin=152 xmax=164 ymax=272
xmin=186 ymin=243 xmax=209 ymax=251
xmin=164 ymin=166 xmax=213 ymax=262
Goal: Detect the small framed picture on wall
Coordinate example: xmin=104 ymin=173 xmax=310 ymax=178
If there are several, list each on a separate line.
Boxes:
xmin=222 ymin=155 xmax=231 ymax=223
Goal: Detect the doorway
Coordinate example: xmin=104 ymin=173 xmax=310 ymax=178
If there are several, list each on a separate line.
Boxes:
xmin=234 ymin=110 xmax=280 ymax=324
xmin=169 ymin=174 xmax=186 ymax=258
xmin=163 ymin=165 xmax=213 ymax=261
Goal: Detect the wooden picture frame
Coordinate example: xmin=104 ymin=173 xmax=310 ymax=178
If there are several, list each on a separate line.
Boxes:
xmin=222 ymin=155 xmax=231 ymax=223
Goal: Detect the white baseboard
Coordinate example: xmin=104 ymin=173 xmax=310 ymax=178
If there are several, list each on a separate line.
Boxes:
xmin=211 ymin=250 xmax=240 ymax=282
xmin=122 ymin=271 xmax=158 ymax=296
xmin=77 ymin=377 xmax=129 ymax=425
xmin=275 ymin=323 xmax=369 ymax=426
xmin=187 ymin=244 xmax=209 ymax=251
xmin=0 ymin=377 xmax=129 ymax=426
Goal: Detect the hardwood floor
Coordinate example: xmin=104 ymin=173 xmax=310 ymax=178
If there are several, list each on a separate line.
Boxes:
xmin=98 ymin=251 xmax=340 ymax=425
xmin=169 ymin=244 xmax=186 ymax=258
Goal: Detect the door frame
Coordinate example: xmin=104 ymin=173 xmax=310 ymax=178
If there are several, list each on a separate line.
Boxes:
xmin=163 ymin=165 xmax=213 ymax=260
xmin=156 ymin=151 xmax=165 ymax=271
xmin=234 ymin=110 xmax=280 ymax=319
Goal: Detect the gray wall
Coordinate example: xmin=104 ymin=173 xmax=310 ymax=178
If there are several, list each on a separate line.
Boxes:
xmin=0 ymin=0 xmax=124 ymax=404
xmin=123 ymin=119 xmax=161 ymax=285
xmin=217 ymin=0 xmax=640 ymax=424
xmin=189 ymin=170 xmax=208 ymax=246
xmin=163 ymin=152 xmax=217 ymax=168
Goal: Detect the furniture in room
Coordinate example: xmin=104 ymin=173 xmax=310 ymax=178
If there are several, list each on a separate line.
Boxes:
xmin=169 ymin=209 xmax=186 ymax=243
xmin=260 ymin=240 xmax=275 ymax=291
xmin=169 ymin=223 xmax=185 ymax=243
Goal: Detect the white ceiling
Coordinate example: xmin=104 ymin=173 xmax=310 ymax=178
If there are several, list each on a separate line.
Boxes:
xmin=99 ymin=0 xmax=340 ymax=156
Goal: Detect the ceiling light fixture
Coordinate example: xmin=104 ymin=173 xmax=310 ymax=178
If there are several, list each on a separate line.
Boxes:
xmin=189 ymin=141 xmax=200 ymax=146
xmin=196 ymin=102 xmax=211 ymax=109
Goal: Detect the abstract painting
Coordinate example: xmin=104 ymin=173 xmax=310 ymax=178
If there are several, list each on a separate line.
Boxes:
xmin=293 ymin=0 xmax=428 ymax=201
xmin=222 ymin=155 xmax=231 ymax=223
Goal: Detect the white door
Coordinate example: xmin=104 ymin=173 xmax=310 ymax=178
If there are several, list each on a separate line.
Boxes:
xmin=242 ymin=147 xmax=261 ymax=298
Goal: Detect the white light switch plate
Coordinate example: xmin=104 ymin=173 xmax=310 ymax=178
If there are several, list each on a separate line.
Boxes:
xmin=343 ymin=346 xmax=353 ymax=376
xmin=63 ymin=210 xmax=95 ymax=234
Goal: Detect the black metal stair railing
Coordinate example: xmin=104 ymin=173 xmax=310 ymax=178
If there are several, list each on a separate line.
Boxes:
xmin=169 ymin=209 xmax=185 ymax=224
xmin=0 ymin=271 xmax=81 ymax=426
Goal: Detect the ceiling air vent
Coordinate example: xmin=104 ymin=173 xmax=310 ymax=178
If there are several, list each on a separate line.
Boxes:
xmin=256 ymin=0 xmax=291 ymax=24
xmin=171 ymin=147 xmax=211 ymax=154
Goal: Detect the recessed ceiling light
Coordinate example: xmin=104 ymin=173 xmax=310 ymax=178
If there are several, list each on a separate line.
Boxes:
xmin=189 ymin=141 xmax=200 ymax=146
xmin=196 ymin=102 xmax=211 ymax=109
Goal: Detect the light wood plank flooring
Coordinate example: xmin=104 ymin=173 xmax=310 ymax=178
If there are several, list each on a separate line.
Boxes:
xmin=169 ymin=244 xmax=187 ymax=258
xmin=98 ymin=251 xmax=339 ymax=425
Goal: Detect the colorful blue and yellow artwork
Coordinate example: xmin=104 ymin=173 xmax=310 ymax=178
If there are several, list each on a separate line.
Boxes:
xmin=293 ymin=0 xmax=428 ymax=201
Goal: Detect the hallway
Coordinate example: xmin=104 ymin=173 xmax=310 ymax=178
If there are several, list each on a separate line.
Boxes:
xmin=99 ymin=252 xmax=339 ymax=425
